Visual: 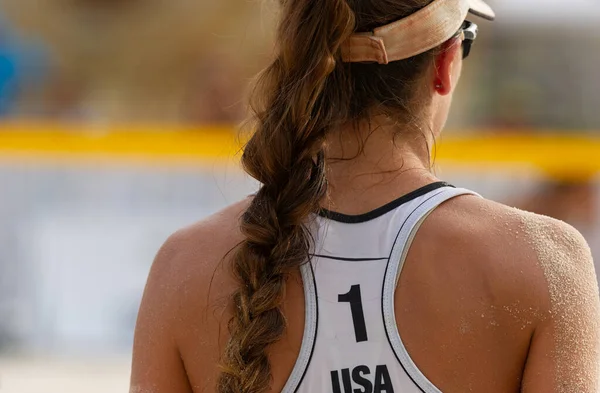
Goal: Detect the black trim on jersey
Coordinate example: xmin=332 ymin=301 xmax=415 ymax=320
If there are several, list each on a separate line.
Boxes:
xmin=310 ymin=254 xmax=388 ymax=262
xmin=319 ymin=182 xmax=454 ymax=224
xmin=294 ymin=262 xmax=319 ymax=393
xmin=380 ymin=190 xmax=448 ymax=393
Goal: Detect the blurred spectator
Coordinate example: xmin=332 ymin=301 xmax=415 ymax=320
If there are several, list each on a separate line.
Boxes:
xmin=183 ymin=57 xmax=246 ymax=124
xmin=516 ymin=181 xmax=597 ymax=225
xmin=0 ymin=14 xmax=50 ymax=117
xmin=0 ymin=38 xmax=17 ymax=115
xmin=0 ymin=0 xmax=275 ymax=124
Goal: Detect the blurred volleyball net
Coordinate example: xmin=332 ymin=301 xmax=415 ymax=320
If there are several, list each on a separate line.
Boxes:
xmin=2 ymin=123 xmax=599 ymax=179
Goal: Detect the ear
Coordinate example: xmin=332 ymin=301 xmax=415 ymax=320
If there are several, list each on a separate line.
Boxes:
xmin=433 ymin=37 xmax=462 ymax=96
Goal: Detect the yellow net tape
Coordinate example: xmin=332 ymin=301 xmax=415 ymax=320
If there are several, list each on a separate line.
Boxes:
xmin=0 ymin=122 xmax=598 ymax=181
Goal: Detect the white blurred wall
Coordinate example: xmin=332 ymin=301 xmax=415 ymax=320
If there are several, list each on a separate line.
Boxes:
xmin=0 ymin=160 xmax=257 ymax=355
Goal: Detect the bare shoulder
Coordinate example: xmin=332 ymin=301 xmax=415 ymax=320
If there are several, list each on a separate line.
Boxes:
xmin=150 ymin=198 xmax=249 ymax=286
xmin=131 ymin=199 xmax=250 ymax=391
xmin=161 ymin=197 xmax=249 ymax=254
xmin=396 ymin=193 xmax=600 ymax=391
xmin=424 ymin=194 xmax=597 ymax=310
xmin=453 ymin=195 xmax=594 ymax=272
xmin=439 ymin=198 xmax=600 ymax=391
xmin=140 ymin=198 xmax=250 ymax=338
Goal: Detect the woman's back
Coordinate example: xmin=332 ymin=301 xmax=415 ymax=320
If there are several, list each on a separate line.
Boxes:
xmin=130 ymin=0 xmax=600 ymax=391
xmin=131 ymin=179 xmax=599 ymax=392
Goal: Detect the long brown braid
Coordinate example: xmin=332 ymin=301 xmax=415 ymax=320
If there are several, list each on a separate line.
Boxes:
xmin=219 ymin=0 xmax=439 ymax=392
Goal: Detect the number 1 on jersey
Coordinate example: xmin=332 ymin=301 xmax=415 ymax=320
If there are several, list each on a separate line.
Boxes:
xmin=338 ymin=284 xmax=368 ymax=342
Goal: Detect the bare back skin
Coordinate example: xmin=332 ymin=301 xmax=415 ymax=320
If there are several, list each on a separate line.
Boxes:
xmin=131 ymin=177 xmax=600 ymax=393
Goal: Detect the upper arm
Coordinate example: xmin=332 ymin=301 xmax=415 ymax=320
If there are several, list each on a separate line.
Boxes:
xmin=129 ymin=201 xmax=247 ymax=393
xmin=130 ymin=233 xmax=194 ymax=393
xmin=520 ymin=217 xmax=600 ymax=392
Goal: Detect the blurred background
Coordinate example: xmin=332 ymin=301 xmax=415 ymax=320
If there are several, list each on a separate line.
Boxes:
xmin=0 ymin=0 xmax=599 ymax=392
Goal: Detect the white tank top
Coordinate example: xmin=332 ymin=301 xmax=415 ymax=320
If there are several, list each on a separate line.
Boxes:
xmin=282 ymin=182 xmax=479 ymax=393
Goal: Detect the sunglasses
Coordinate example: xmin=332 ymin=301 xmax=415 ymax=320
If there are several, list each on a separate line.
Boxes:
xmin=460 ymin=20 xmax=479 ymax=59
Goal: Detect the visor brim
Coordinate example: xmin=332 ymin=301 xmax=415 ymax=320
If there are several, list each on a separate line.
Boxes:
xmin=469 ymin=0 xmax=495 ymax=21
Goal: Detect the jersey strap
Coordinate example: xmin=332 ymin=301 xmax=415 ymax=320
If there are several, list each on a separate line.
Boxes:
xmin=282 ymin=261 xmax=318 ymax=393
xmin=382 ymin=187 xmax=480 ymax=393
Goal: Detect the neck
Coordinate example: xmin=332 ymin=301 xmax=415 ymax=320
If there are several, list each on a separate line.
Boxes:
xmin=323 ymin=119 xmax=440 ymax=214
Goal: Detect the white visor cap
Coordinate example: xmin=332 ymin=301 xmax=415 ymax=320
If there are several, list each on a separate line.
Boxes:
xmin=341 ymin=0 xmax=495 ymax=64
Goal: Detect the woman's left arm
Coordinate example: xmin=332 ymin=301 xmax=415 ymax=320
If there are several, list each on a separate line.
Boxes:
xmin=130 ymin=239 xmax=194 ymax=393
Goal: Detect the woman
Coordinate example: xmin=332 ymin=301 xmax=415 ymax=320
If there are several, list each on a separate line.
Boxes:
xmin=131 ymin=0 xmax=600 ymax=392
